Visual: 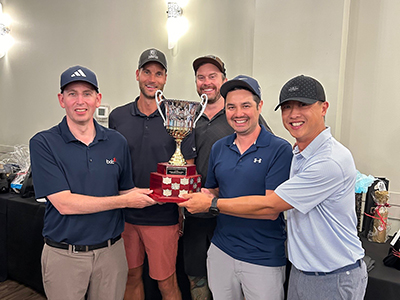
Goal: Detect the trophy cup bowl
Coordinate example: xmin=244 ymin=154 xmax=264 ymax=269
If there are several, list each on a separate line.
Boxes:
xmin=149 ymin=90 xmax=207 ymax=202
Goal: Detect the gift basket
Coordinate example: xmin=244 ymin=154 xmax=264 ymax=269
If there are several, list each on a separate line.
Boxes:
xmin=366 ymin=180 xmax=390 ymax=243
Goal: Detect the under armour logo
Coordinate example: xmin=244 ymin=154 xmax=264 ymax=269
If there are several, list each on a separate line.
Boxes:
xmin=253 ymin=158 xmax=262 ymax=164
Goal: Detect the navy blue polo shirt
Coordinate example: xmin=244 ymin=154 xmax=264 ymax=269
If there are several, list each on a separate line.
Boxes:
xmin=29 ymin=117 xmax=134 ymax=245
xmin=109 ymin=98 xmax=196 ymax=225
xmin=195 ymin=108 xmax=272 ymax=187
xmin=206 ymin=126 xmax=293 ymax=266
xmin=188 ymin=109 xmax=273 ymax=218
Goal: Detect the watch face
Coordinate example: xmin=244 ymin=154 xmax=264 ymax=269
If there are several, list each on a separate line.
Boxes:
xmin=209 ymin=196 xmax=219 ymax=216
xmin=209 ymin=207 xmax=219 ymax=216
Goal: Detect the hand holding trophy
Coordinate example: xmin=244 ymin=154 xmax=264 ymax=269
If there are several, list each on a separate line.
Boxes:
xmin=149 ymin=90 xmax=207 ymax=202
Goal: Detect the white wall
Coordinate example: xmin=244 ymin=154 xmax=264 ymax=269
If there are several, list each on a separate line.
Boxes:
xmin=253 ymin=0 xmax=346 ymax=144
xmin=343 ymin=0 xmax=399 ymax=191
xmin=342 ymin=0 xmax=400 ymax=233
xmin=0 ymin=0 xmax=257 ymax=146
xmin=0 ymin=0 xmax=399 ymax=230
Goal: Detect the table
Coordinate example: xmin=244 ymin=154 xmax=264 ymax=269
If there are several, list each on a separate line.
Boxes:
xmin=0 ymin=192 xmax=45 ymax=294
xmin=361 ymin=236 xmax=400 ymax=300
xmin=1 ymin=192 xmax=399 ymax=299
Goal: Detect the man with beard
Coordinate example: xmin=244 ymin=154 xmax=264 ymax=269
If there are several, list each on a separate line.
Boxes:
xmin=181 ymin=55 xmax=272 ymax=299
xmin=109 ymin=48 xmax=196 ymax=300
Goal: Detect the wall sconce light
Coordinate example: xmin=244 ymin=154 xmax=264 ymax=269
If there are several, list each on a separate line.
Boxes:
xmin=0 ymin=2 xmax=14 ymax=59
xmin=166 ymin=0 xmax=189 ymax=51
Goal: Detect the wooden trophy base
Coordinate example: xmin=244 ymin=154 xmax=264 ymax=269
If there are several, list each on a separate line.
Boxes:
xmin=149 ymin=163 xmax=201 ymax=203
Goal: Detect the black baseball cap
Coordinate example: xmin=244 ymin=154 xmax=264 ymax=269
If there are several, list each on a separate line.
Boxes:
xmin=138 ymin=48 xmax=167 ymax=70
xmin=193 ymin=55 xmax=226 ymax=76
xmin=220 ymin=75 xmax=261 ymax=99
xmin=60 ymin=65 xmax=99 ymax=92
xmin=275 ymin=75 xmax=325 ymax=111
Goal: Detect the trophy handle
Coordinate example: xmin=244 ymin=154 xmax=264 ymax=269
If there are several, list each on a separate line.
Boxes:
xmin=192 ymin=94 xmax=208 ymax=129
xmin=155 ymin=90 xmax=167 ymax=126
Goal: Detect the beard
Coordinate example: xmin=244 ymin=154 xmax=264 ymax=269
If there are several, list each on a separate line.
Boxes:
xmin=197 ymin=87 xmax=221 ymax=104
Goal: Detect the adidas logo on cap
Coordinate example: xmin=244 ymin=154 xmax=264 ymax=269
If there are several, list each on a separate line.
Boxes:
xmin=60 ymin=65 xmax=99 ymax=92
xmin=70 ymin=69 xmax=87 ymax=78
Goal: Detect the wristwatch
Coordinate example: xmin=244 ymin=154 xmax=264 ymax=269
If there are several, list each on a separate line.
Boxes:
xmin=209 ymin=197 xmax=219 ymax=216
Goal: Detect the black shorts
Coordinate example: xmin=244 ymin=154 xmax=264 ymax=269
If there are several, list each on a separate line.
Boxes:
xmin=182 ymin=215 xmax=217 ymax=276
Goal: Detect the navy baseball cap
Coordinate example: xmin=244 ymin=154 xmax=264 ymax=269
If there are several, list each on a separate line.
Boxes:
xmin=60 ymin=65 xmax=99 ymax=92
xmin=275 ymin=75 xmax=325 ymax=111
xmin=193 ymin=55 xmax=226 ymax=76
xmin=138 ymin=48 xmax=167 ymax=70
xmin=220 ymin=75 xmax=261 ymax=99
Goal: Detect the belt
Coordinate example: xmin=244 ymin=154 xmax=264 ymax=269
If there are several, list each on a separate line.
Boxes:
xmin=300 ymin=259 xmax=361 ymax=276
xmin=44 ymin=235 xmax=121 ymax=252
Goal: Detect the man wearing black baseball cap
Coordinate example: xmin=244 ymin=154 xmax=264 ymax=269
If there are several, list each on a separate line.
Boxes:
xmin=182 ymin=74 xmax=292 ymax=300
xmin=109 ymin=49 xmax=195 ymax=300
xmin=29 ymin=65 xmax=156 ymax=300
xmin=180 ymin=75 xmax=368 ymax=300
xmin=274 ymin=74 xmax=326 ymax=110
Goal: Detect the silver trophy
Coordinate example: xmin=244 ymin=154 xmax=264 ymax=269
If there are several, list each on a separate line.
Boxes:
xmin=155 ymin=90 xmax=207 ymax=166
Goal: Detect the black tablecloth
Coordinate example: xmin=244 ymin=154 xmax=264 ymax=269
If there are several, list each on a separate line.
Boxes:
xmin=0 ymin=193 xmax=45 ymax=293
xmin=361 ymin=236 xmax=400 ymax=300
xmin=0 ymin=194 xmax=7 ymax=281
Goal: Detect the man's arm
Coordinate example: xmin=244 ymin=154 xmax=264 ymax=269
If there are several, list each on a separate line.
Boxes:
xmin=219 ymin=190 xmax=283 ymax=220
xmin=179 ymin=190 xmax=293 ymax=217
xmin=47 ymin=188 xmax=156 ymax=215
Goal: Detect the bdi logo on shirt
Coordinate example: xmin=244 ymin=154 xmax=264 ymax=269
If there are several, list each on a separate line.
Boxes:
xmin=106 ymin=158 xmax=117 ymax=165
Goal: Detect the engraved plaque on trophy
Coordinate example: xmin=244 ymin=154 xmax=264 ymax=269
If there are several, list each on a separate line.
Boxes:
xmin=149 ymin=90 xmax=207 ymax=203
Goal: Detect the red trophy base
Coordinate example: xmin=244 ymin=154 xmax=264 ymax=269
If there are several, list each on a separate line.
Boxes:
xmin=149 ymin=163 xmax=201 ymax=203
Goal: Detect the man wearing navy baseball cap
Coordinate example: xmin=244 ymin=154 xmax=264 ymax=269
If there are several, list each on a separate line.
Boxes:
xmin=180 ymin=75 xmax=368 ymax=300
xmin=181 ymin=74 xmax=293 ymax=299
xmin=182 ymin=58 xmax=274 ymax=300
xmin=29 ymin=65 xmax=156 ymax=300
xmin=220 ymin=74 xmax=263 ymax=99
xmin=60 ymin=65 xmax=99 ymax=93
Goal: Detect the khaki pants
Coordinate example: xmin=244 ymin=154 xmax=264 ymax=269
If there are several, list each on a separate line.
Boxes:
xmin=41 ymin=238 xmax=128 ymax=300
xmin=207 ymin=243 xmax=285 ymax=300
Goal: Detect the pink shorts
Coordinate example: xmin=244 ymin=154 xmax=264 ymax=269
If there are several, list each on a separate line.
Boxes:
xmin=122 ymin=223 xmax=179 ymax=280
